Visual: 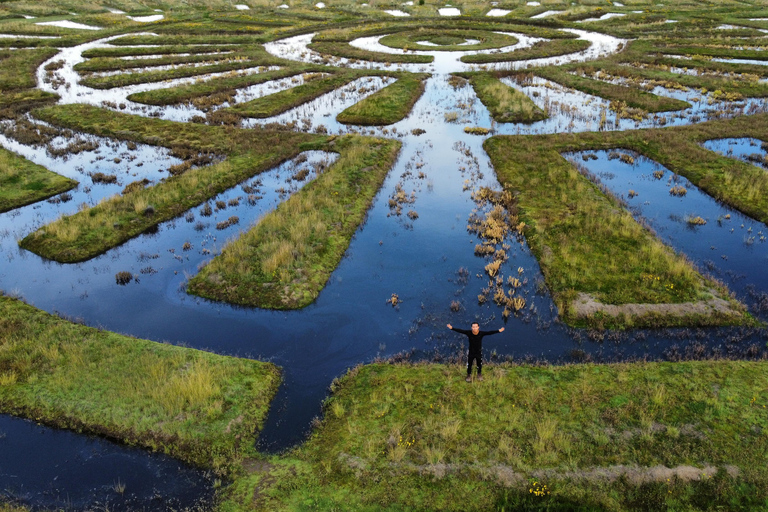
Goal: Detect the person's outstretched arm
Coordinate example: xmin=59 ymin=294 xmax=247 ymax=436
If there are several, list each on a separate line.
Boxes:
xmin=448 ymin=324 xmax=471 ymax=335
xmin=480 ymin=327 xmax=505 ymax=335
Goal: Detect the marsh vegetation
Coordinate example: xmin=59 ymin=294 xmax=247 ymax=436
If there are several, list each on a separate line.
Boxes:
xmin=4 ymin=0 xmax=768 ymax=509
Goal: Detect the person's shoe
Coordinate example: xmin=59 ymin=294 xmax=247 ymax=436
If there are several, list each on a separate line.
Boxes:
xmin=465 ymin=376 xmax=472 ymax=383
xmin=477 ymin=375 xmax=484 ymax=382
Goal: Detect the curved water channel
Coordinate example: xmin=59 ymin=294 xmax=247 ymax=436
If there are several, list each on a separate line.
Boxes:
xmin=2 ymin=27 xmax=768 ymax=508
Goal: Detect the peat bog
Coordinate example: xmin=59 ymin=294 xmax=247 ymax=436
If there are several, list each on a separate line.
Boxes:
xmin=3 ymin=0 xmax=768 ymax=509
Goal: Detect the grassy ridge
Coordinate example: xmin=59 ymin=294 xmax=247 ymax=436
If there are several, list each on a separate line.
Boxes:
xmin=221 ymin=360 xmax=768 ymax=510
xmin=461 ymin=38 xmax=591 ymax=64
xmin=20 ymin=105 xmax=325 ymax=263
xmin=484 ymin=136 xmax=726 ymax=328
xmin=187 ymin=135 xmax=401 ymax=309
xmin=464 ymin=72 xmax=547 ymax=123
xmin=0 ymin=47 xmax=58 ymax=92
xmin=0 ymin=295 xmax=280 ymax=473
xmin=485 ymin=113 xmax=768 ymax=327
xmin=78 ymin=46 xmax=282 ymax=89
xmin=0 ymin=146 xmax=77 ymax=213
xmin=336 ymin=73 xmax=427 ymax=125
xmin=307 ymin=41 xmax=433 ymax=64
xmin=127 ymin=66 xmax=314 ymax=106
xmin=573 ymin=61 xmax=768 ymax=98
xmin=532 ymin=67 xmax=691 ymax=113
xmin=378 ymin=29 xmax=517 ymax=52
xmin=227 ymin=71 xmax=359 ymax=118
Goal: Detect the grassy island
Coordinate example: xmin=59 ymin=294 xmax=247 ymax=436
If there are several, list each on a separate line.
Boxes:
xmin=188 ymin=135 xmax=401 ymax=309
xmin=0 ymin=294 xmax=280 ymax=473
xmin=336 ymin=73 xmax=427 ymax=125
xmin=0 ymin=147 xmax=76 ymax=213
xmin=485 ymin=113 xmax=768 ymax=328
xmin=19 ymin=104 xmax=327 ymax=263
xmin=461 ymin=72 xmax=548 ymax=123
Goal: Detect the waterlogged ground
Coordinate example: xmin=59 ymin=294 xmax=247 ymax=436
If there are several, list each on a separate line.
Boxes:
xmin=2 ymin=18 xmax=768 ymax=510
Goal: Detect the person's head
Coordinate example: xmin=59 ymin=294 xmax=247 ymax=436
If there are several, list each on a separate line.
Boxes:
xmin=471 ymin=322 xmax=479 ymax=334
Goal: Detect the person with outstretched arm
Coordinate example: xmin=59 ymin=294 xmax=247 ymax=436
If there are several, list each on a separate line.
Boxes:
xmin=447 ymin=322 xmax=504 ymax=382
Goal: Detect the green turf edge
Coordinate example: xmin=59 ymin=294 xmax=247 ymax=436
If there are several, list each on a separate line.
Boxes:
xmin=484 ymin=115 xmax=768 ymax=328
xmin=0 ymin=146 xmax=77 ymax=213
xmin=218 ymin=360 xmax=768 ymax=511
xmin=308 ymin=40 xmax=433 ymax=64
xmin=460 ymin=38 xmax=591 ymax=64
xmin=18 ymin=104 xmax=326 ymax=263
xmin=187 ymin=135 xmax=401 ymax=309
xmin=0 ymin=294 xmax=280 ymax=474
xmin=336 ymin=73 xmax=427 ymax=125
xmin=459 ymin=71 xmax=547 ymax=124
xmin=531 ymin=67 xmax=692 ymax=113
xmin=126 ymin=66 xmax=318 ymax=106
xmin=378 ymin=29 xmax=518 ymax=53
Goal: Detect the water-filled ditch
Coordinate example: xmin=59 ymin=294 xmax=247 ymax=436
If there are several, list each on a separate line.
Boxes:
xmin=0 ymin=415 xmax=214 ymax=511
xmin=2 ymin=27 xmax=768 ymax=509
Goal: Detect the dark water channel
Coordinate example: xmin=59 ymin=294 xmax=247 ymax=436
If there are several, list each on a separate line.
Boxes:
xmin=0 ymin=415 xmax=214 ymax=511
xmin=3 ymin=32 xmax=768 ymax=510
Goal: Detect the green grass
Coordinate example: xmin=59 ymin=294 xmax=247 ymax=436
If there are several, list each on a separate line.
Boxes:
xmin=462 ymin=72 xmax=547 ymax=123
xmin=532 ymin=67 xmax=692 ymax=113
xmin=219 ymin=360 xmax=768 ymax=511
xmin=187 ymin=135 xmax=400 ymax=309
xmin=20 ymin=104 xmax=326 ymax=263
xmin=460 ymin=38 xmax=591 ymax=64
xmin=0 ymin=146 xmax=77 ymax=212
xmin=307 ymin=41 xmax=433 ymax=64
xmin=0 ymin=47 xmax=58 ymax=92
xmin=227 ymin=71 xmax=359 ymax=118
xmin=482 ymin=116 xmax=768 ymax=328
xmin=78 ymin=46 xmax=282 ymax=89
xmin=0 ymin=294 xmax=280 ymax=473
xmin=336 ymin=73 xmax=427 ymax=125
xmin=378 ymin=29 xmax=517 ymax=52
xmin=127 ymin=66 xmax=316 ymax=106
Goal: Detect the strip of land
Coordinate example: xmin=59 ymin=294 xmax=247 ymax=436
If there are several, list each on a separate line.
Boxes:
xmin=220 ymin=360 xmax=768 ymax=510
xmin=461 ymin=38 xmax=591 ymax=64
xmin=127 ymin=66 xmax=313 ymax=106
xmin=484 ymin=113 xmax=768 ymax=328
xmin=187 ymin=135 xmax=401 ymax=309
xmin=0 ymin=294 xmax=280 ymax=473
xmin=532 ymin=67 xmax=691 ymax=113
xmin=20 ymin=105 xmax=326 ymax=263
xmin=336 ymin=73 xmax=427 ymax=125
xmin=308 ymin=41 xmax=433 ymax=64
xmin=461 ymin=71 xmax=547 ymax=123
xmin=227 ymin=71 xmax=360 ymax=118
xmin=0 ymin=147 xmax=76 ymax=212
xmin=378 ymin=29 xmax=517 ymax=52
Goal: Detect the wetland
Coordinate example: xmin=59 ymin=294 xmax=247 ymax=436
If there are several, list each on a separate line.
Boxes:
xmin=2 ymin=0 xmax=768 ymax=510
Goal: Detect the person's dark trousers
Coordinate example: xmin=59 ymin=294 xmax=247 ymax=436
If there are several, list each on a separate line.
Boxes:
xmin=467 ymin=350 xmax=482 ymax=376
